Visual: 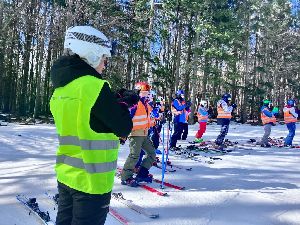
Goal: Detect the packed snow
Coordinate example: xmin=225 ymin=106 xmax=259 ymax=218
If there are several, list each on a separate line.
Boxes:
xmin=1 ymin=122 xmax=300 ymax=225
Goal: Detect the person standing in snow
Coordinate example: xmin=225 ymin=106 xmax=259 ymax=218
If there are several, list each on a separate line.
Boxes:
xmin=283 ymin=99 xmax=298 ymax=147
xmin=194 ymin=100 xmax=209 ymax=143
xmin=170 ymin=90 xmax=191 ymax=149
xmin=50 ymin=26 xmax=135 ymax=225
xmin=260 ymin=99 xmax=277 ymax=147
xmin=134 ymin=90 xmax=161 ymax=170
xmin=121 ymin=82 xmax=156 ymax=187
xmin=215 ymin=93 xmax=236 ymax=149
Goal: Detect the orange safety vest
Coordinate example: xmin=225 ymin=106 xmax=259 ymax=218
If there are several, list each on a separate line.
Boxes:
xmin=132 ymin=101 xmax=152 ymax=131
xmin=261 ymin=109 xmax=276 ymax=125
xmin=284 ymin=109 xmax=297 ymax=124
xmin=197 ymin=108 xmax=208 ymax=122
xmin=171 ymin=99 xmax=185 ymax=116
xmin=217 ymin=103 xmax=232 ymax=119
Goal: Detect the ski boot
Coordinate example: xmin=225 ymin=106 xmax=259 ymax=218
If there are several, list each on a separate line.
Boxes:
xmin=121 ymin=177 xmax=139 ymax=187
xmin=261 ymin=143 xmax=271 ymax=148
xmin=135 ymin=166 xmax=152 ymax=183
xmin=166 ymin=160 xmax=172 ymax=166
xmin=194 ymin=138 xmax=204 ymax=143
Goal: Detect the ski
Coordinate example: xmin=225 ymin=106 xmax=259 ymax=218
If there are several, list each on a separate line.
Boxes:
xmin=112 ymin=192 xmax=159 ymax=218
xmin=171 ymin=152 xmax=215 ymax=164
xmin=170 ymin=164 xmax=192 ymax=171
xmin=152 ymin=177 xmax=185 ymax=190
xmin=109 ymin=207 xmax=132 ymax=225
xmin=155 ymin=157 xmax=192 ymax=171
xmin=116 ymin=168 xmax=168 ymax=196
xmin=45 ymin=191 xmax=131 ymax=225
xmin=44 ymin=191 xmax=59 ymax=208
xmin=152 ymin=162 xmax=176 ymax=172
xmin=16 ymin=194 xmax=55 ymax=225
xmin=139 ymin=184 xmax=168 ymax=196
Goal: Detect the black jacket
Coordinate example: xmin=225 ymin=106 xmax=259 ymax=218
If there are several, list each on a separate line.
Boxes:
xmin=50 ymin=55 xmax=132 ymax=137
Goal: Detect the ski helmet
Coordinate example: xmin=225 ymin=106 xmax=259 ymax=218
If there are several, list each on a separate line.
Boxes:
xmin=200 ymin=100 xmax=208 ymax=107
xmin=222 ymin=93 xmax=232 ymax=103
xmin=287 ymin=99 xmax=295 ymax=107
xmin=263 ymin=99 xmax=273 ymax=108
xmin=64 ymin=26 xmax=112 ymax=68
xmin=147 ymin=90 xmax=156 ymax=101
xmin=134 ymin=81 xmax=151 ymax=91
xmin=156 ymin=96 xmax=164 ymax=103
xmin=176 ymin=90 xmax=185 ymax=97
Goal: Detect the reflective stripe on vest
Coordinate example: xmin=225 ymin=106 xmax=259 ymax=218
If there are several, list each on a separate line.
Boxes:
xmin=217 ymin=105 xmax=231 ymax=119
xmin=58 ymin=135 xmax=119 ymax=150
xmin=261 ymin=109 xmax=276 ymax=125
xmin=284 ymin=111 xmax=297 ymax=123
xmin=50 ymin=75 xmax=119 ymax=194
xmin=197 ymin=112 xmax=208 ymax=122
xmin=56 ymin=155 xmax=117 ymax=173
xmin=132 ymin=101 xmax=152 ymax=130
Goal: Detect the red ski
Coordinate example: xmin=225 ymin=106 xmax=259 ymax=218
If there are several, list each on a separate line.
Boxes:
xmin=109 ymin=207 xmax=132 ymax=225
xmin=139 ymin=184 xmax=168 ymax=196
xmin=116 ymin=167 xmax=168 ymax=196
xmin=152 ymin=177 xmax=185 ymax=190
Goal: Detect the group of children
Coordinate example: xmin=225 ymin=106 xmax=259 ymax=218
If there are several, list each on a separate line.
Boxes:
xmin=121 ymin=82 xmax=298 ymax=187
xmin=194 ymin=96 xmax=298 ymax=148
xmin=171 ymin=92 xmax=298 ymax=149
xmin=260 ymin=99 xmax=298 ymax=147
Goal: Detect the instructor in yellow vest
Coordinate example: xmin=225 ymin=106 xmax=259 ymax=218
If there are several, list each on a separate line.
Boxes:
xmin=50 ymin=26 xmax=133 ymax=225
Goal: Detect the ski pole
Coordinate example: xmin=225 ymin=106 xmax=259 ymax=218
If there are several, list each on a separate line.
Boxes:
xmin=161 ymin=122 xmax=166 ymax=189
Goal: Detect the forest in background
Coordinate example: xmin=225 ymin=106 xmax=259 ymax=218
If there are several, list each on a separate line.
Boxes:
xmin=0 ymin=0 xmax=299 ymax=123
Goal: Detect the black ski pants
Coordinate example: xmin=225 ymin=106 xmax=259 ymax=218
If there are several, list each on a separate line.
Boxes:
xmin=181 ymin=123 xmax=188 ymax=140
xmin=170 ymin=122 xmax=185 ymax=148
xmin=56 ymin=181 xmax=111 ymax=225
xmin=215 ymin=118 xmax=230 ymax=146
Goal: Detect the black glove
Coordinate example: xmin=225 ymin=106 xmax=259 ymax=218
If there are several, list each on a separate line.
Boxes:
xmin=119 ymin=137 xmax=127 ymax=145
xmin=116 ymin=89 xmax=140 ymax=108
xmin=231 ymin=103 xmax=237 ymax=109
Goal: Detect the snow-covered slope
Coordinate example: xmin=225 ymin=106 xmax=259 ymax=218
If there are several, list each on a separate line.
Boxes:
xmin=1 ymin=123 xmax=300 ymax=225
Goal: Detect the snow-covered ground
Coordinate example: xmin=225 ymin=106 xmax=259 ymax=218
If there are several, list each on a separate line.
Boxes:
xmin=1 ymin=122 xmax=300 ymax=225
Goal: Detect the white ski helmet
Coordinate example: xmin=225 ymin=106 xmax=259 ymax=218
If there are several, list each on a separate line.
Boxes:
xmin=64 ymin=26 xmax=112 ymax=68
xmin=200 ymin=100 xmax=208 ymax=107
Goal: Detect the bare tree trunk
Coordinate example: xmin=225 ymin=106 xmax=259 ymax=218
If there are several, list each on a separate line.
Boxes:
xmin=174 ymin=20 xmax=182 ymax=92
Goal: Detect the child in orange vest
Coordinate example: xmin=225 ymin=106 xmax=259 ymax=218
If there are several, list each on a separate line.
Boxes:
xmin=283 ymin=99 xmax=298 ymax=147
xmin=121 ymin=82 xmax=156 ymax=187
xmin=195 ymin=100 xmax=209 ymax=143
xmin=215 ymin=93 xmax=236 ymax=149
xmin=260 ymin=100 xmax=276 ymax=147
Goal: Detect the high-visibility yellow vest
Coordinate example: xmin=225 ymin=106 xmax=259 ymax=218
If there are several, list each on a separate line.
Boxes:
xmin=50 ymin=75 xmax=119 ymax=194
xmin=284 ymin=110 xmax=297 ymax=124
xmin=261 ymin=109 xmax=276 ymax=125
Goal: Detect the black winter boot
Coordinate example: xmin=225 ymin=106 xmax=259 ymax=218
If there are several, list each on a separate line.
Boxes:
xmin=135 ymin=167 xmax=152 ymax=183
